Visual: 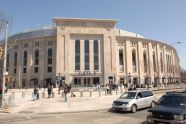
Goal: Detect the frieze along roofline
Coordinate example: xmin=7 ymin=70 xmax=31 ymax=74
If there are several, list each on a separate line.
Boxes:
xmin=53 ymin=17 xmax=117 ymax=29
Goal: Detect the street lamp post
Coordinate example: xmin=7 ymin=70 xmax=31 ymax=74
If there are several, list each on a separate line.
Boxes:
xmin=147 ymin=74 xmax=151 ymax=90
xmin=0 ymin=21 xmax=8 ymax=107
xmin=56 ymin=73 xmax=65 ymax=94
xmin=171 ymin=41 xmax=182 ymax=89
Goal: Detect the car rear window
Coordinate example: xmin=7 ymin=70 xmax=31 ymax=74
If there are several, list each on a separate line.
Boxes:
xmin=142 ymin=91 xmax=153 ymax=97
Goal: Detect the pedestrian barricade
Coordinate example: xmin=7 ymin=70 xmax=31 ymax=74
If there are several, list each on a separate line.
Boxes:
xmin=71 ymin=91 xmax=76 ymax=97
xmin=12 ymin=92 xmax=15 ymax=98
xmin=80 ymin=91 xmax=83 ymax=97
xmin=8 ymin=95 xmax=15 ymax=106
xmin=98 ymin=90 xmax=101 ymax=96
xmin=120 ymin=88 xmax=123 ymax=94
xmin=90 ymin=91 xmax=92 ymax=97
xmin=32 ymin=92 xmax=34 ymax=99
xmin=105 ymin=90 xmax=107 ymax=96
xmin=52 ymin=92 xmax=55 ymax=98
xmin=116 ymin=90 xmax=118 ymax=95
xmin=22 ymin=91 xmax=25 ymax=98
xmin=61 ymin=91 xmax=64 ymax=97
xmin=42 ymin=92 xmax=45 ymax=98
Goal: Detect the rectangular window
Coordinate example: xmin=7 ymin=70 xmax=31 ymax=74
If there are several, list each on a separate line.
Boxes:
xmin=119 ymin=51 xmax=124 ymax=65
xmin=94 ymin=64 xmax=99 ymax=70
xmin=85 ymin=56 xmax=89 ymax=70
xmin=119 ymin=49 xmax=124 ymax=72
xmin=34 ymin=67 xmax=38 ymax=73
xmin=24 ymin=44 xmax=28 ymax=48
xmin=24 ymin=59 xmax=27 ymax=66
xmin=48 ymin=41 xmax=53 ymax=46
xmin=94 ymin=54 xmax=99 ymax=70
xmin=35 ymin=59 xmax=39 ymax=65
xmin=35 ymin=42 xmax=39 ymax=47
xmin=23 ymin=68 xmax=27 ymax=73
xmin=14 ymin=68 xmax=16 ymax=74
xmin=75 ymin=54 xmax=80 ymax=70
xmin=84 ymin=40 xmax=90 ymax=70
xmin=47 ymin=66 xmax=52 ymax=73
xmin=75 ymin=64 xmax=80 ymax=70
xmin=132 ymin=50 xmax=137 ymax=73
xmin=74 ymin=78 xmax=81 ymax=85
xmin=48 ymin=58 xmax=52 ymax=65
xmin=75 ymin=40 xmax=80 ymax=70
xmin=94 ymin=40 xmax=99 ymax=70
xmin=14 ymin=61 xmax=17 ymax=66
xmin=14 ymin=45 xmax=18 ymax=49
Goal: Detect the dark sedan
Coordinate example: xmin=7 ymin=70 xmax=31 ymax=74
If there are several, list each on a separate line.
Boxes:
xmin=147 ymin=92 xmax=186 ymax=124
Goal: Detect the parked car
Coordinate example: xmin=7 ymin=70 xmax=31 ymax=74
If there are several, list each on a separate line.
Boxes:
xmin=147 ymin=92 xmax=186 ymax=124
xmin=112 ymin=89 xmax=156 ymax=113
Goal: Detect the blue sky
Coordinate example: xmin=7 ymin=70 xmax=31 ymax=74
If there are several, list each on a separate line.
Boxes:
xmin=0 ymin=0 xmax=186 ymax=69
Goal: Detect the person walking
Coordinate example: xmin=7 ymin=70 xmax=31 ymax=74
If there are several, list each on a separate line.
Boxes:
xmin=64 ymin=86 xmax=68 ymax=102
xmin=106 ymin=85 xmax=110 ymax=94
xmin=33 ymin=87 xmax=39 ymax=100
xmin=48 ymin=85 xmax=52 ymax=98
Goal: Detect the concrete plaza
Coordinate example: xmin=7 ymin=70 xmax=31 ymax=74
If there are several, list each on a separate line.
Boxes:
xmin=0 ymin=85 xmax=184 ymax=114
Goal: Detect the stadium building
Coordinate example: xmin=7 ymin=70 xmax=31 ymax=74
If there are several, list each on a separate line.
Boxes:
xmin=4 ymin=18 xmax=180 ymax=88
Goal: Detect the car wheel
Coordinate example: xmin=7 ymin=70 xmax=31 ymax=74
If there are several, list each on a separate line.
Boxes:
xmin=151 ymin=101 xmax=155 ymax=108
xmin=131 ymin=105 xmax=137 ymax=113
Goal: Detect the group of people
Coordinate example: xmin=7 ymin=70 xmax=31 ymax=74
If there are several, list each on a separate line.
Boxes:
xmin=105 ymin=83 xmax=119 ymax=94
xmin=33 ymin=83 xmax=71 ymax=101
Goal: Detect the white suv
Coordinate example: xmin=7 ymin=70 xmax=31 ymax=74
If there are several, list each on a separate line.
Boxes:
xmin=112 ymin=89 xmax=156 ymax=113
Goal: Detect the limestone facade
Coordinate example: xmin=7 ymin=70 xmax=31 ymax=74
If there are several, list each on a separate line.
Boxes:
xmin=6 ymin=18 xmax=180 ymax=88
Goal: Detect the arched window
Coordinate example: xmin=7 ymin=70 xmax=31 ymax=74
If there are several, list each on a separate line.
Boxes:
xmin=132 ymin=49 xmax=137 ymax=72
xmin=35 ymin=49 xmax=39 ymax=65
xmin=75 ymin=40 xmax=80 ymax=70
xmin=160 ymin=52 xmax=163 ymax=73
xmin=23 ymin=51 xmax=27 ymax=66
xmin=143 ymin=50 xmax=147 ymax=73
xmin=14 ymin=52 xmax=17 ymax=66
xmin=119 ymin=48 xmax=124 ymax=72
xmin=153 ymin=51 xmax=157 ymax=72
xmin=94 ymin=40 xmax=99 ymax=70
xmin=166 ymin=54 xmax=168 ymax=73
xmin=48 ymin=48 xmax=52 ymax=65
xmin=167 ymin=55 xmax=171 ymax=73
xmin=84 ymin=40 xmax=89 ymax=70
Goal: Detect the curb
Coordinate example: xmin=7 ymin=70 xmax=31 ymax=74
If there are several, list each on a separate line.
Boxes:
xmin=38 ymin=108 xmax=110 ymax=115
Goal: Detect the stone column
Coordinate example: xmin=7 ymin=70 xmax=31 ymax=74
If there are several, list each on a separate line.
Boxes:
xmin=147 ymin=42 xmax=153 ymax=85
xmin=137 ymin=41 xmax=143 ymax=85
xmin=125 ymin=40 xmax=132 ymax=75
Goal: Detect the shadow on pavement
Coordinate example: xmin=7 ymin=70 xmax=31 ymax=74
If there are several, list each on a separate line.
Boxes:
xmin=108 ymin=107 xmax=150 ymax=114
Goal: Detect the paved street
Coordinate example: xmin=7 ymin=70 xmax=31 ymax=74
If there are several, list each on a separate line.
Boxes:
xmin=0 ymin=109 xmax=149 ymax=124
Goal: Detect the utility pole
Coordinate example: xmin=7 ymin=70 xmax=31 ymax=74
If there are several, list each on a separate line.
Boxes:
xmin=0 ymin=21 xmax=8 ymax=107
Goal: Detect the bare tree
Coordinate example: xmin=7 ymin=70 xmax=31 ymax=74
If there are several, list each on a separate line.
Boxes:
xmin=181 ymin=66 xmax=186 ymax=73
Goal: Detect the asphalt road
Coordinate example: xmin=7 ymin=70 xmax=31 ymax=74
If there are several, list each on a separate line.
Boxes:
xmin=0 ymin=109 xmax=149 ymax=124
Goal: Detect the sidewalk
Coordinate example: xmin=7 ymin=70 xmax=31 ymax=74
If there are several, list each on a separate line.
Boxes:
xmin=0 ymin=87 xmax=184 ymax=114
